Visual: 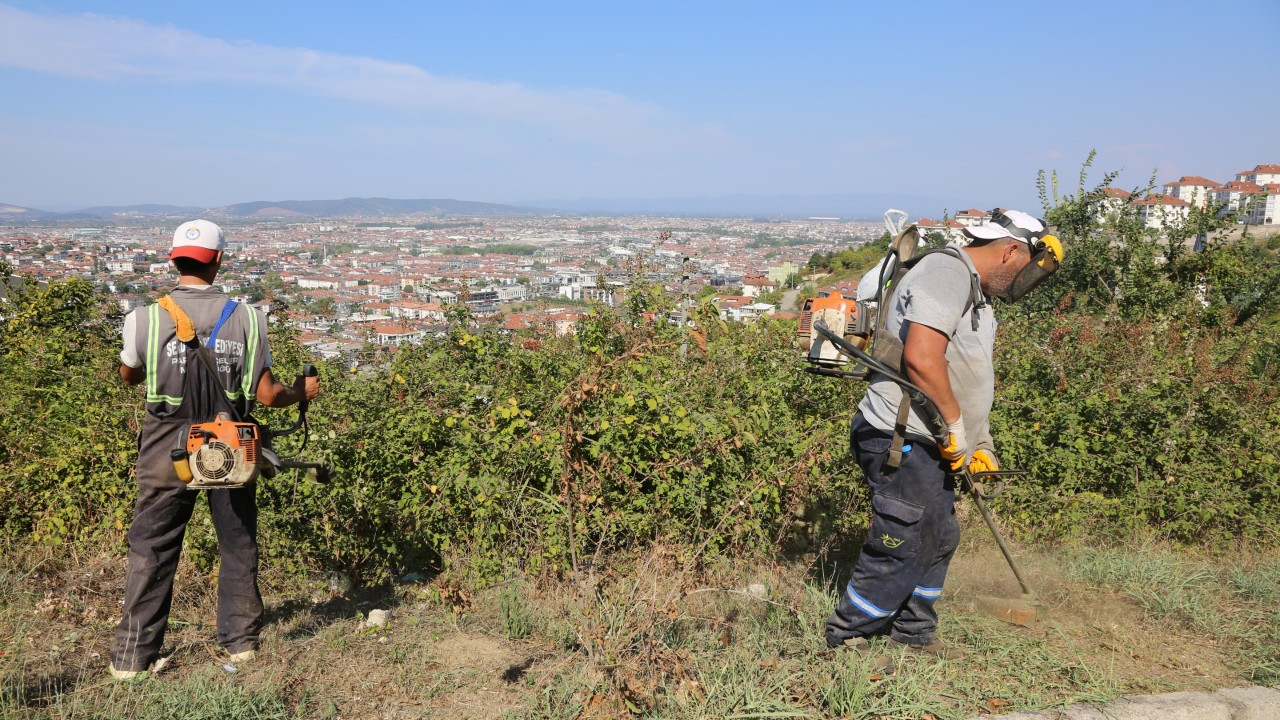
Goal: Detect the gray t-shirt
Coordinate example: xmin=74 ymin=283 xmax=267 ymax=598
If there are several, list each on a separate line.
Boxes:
xmin=858 ymin=244 xmax=996 ymax=455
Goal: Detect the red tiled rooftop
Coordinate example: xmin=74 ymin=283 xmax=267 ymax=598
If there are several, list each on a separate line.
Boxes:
xmin=1131 ymin=194 xmax=1190 ymax=206
xmin=1163 ymin=176 xmax=1220 ymax=187
xmin=1221 ymin=181 xmax=1263 ymax=193
xmin=368 ymin=322 xmax=418 ymax=335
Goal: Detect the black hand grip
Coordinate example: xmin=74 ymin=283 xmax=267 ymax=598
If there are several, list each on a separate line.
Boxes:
xmin=298 ymin=364 xmax=317 ymax=414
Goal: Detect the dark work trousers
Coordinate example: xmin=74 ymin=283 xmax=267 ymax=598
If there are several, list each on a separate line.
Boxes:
xmin=825 ymin=412 xmax=959 ymax=647
xmin=109 ymin=483 xmax=263 ymax=671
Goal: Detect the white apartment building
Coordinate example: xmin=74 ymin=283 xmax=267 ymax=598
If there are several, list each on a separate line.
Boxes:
xmin=388 ymin=300 xmax=445 ymax=322
xmin=370 ymin=322 xmax=423 ymax=347
xmin=1096 ymin=187 xmax=1132 ymax=224
xmin=1132 ymin=194 xmax=1191 ymax=229
xmin=1161 ymin=176 xmax=1220 ymax=210
xmin=297 ymin=276 xmax=341 ymax=290
xmin=1234 ymin=164 xmax=1280 ymax=186
xmin=1245 ymin=184 xmax=1280 ymax=225
xmin=953 ymin=208 xmax=990 ymax=227
xmin=1213 ymin=181 xmax=1263 ymax=216
xmin=495 ymin=284 xmax=528 ymax=303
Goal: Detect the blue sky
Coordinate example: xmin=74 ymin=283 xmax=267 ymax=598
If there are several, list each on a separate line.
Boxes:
xmin=1 ymin=1 xmax=1277 ymax=214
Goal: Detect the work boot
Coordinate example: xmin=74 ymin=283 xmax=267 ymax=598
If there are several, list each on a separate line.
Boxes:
xmin=109 ymin=663 xmax=145 ymax=680
xmin=887 ymin=637 xmax=966 ymax=660
xmin=832 ymin=636 xmax=895 ymax=674
xmin=227 ymin=649 xmax=256 ymax=663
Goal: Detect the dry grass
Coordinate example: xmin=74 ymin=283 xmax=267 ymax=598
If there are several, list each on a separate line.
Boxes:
xmin=1 ymin=526 xmax=1276 ymax=720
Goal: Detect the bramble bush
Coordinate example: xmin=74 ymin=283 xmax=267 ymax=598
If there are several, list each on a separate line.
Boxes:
xmin=990 ymin=155 xmax=1280 ymax=542
xmin=251 ymin=289 xmax=860 ymax=583
xmin=2 ymin=159 xmax=1277 ymax=583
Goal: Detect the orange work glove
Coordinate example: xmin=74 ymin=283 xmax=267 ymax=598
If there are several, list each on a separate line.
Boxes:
xmin=968 ymin=448 xmax=999 ymax=474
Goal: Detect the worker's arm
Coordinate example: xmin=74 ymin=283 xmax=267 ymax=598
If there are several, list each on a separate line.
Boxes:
xmin=119 ymin=311 xmax=144 ymax=386
xmin=902 ymin=321 xmax=961 ymax=424
xmin=119 ymin=364 xmax=144 ymax=386
xmin=255 ymin=368 xmax=321 ymax=408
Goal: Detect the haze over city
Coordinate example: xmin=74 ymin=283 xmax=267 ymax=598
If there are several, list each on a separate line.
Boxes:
xmin=2 ymin=0 xmax=1277 ymax=215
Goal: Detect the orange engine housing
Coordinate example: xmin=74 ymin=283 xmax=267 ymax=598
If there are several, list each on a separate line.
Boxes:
xmin=186 ymin=417 xmax=259 ymax=462
xmin=798 ymin=291 xmax=869 ymax=366
xmin=798 ymin=293 xmax=856 ymax=345
xmin=183 ymin=415 xmax=261 ymax=488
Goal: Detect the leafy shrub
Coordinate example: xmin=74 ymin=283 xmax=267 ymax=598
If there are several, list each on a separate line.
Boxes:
xmin=2 ymin=158 xmax=1278 ymax=584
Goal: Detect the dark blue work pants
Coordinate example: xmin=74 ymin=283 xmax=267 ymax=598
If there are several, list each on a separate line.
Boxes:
xmin=825 ymin=412 xmax=959 ymax=647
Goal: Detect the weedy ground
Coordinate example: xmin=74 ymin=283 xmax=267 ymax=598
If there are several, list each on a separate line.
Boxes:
xmin=2 ymin=518 xmax=1277 ymax=720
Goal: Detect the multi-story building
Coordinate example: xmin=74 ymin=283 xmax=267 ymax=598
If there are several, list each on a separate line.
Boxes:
xmin=1245 ymin=184 xmax=1280 ymax=225
xmin=1097 ymin=187 xmax=1132 ymax=224
xmin=1161 ymin=176 xmax=1220 ymax=210
xmin=953 ymin=208 xmax=990 ymax=227
xmin=1234 ymin=164 xmax=1280 ymax=186
xmin=1131 ymin=194 xmax=1191 ymax=229
xmin=1213 ymin=181 xmax=1263 ymax=216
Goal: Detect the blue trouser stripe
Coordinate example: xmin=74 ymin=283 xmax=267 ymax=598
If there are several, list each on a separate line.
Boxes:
xmin=913 ymin=586 xmax=943 ymax=600
xmin=846 ymin=582 xmax=893 ymax=618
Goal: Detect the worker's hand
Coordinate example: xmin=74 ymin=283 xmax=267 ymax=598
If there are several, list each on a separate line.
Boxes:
xmin=294 ymin=374 xmax=321 ymax=402
xmin=938 ymin=416 xmax=967 ymax=472
xmin=968 ymin=448 xmax=999 ymax=474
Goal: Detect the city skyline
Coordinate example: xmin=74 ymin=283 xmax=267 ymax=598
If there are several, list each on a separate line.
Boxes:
xmin=1 ymin=1 xmax=1277 ymax=212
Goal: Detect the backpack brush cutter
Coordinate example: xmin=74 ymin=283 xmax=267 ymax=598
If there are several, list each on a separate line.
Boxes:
xmin=172 ymin=364 xmax=334 ymax=489
xmin=801 ymin=312 xmax=1043 ymax=626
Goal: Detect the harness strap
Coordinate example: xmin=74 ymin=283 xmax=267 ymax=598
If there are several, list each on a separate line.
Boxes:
xmin=209 ymin=299 xmax=238 ymax=347
xmin=887 ymin=386 xmax=912 ymax=469
xmin=155 ymin=295 xmax=243 ymax=421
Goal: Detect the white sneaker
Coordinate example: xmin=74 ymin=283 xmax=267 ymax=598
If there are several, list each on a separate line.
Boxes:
xmin=109 ymin=664 xmax=144 ymax=680
xmin=227 ymin=649 xmax=256 ymax=663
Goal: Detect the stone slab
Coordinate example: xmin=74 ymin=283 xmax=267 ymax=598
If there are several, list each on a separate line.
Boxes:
xmin=968 ymin=685 xmax=1280 ymax=719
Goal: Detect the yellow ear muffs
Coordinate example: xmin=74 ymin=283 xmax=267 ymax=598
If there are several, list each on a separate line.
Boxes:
xmin=157 ymin=295 xmax=196 ymax=343
xmin=1038 ymin=234 xmax=1064 ymax=269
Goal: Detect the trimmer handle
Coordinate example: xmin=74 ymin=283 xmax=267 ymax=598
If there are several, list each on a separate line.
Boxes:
xmin=298 ymin=364 xmax=317 ymax=414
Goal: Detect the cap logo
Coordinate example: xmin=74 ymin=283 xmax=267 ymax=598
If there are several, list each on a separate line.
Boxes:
xmin=185 ymin=227 xmax=201 ymax=240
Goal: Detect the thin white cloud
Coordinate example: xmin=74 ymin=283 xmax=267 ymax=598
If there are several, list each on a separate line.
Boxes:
xmin=0 ymin=4 xmax=727 ymax=154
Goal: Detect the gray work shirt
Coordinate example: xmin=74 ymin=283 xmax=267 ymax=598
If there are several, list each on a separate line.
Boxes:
xmin=857 ymin=244 xmax=996 ymax=455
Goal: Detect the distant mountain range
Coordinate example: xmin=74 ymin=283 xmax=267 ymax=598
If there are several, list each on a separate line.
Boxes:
xmin=1 ymin=192 xmax=977 ymax=223
xmin=0 ymin=197 xmax=535 ymax=223
xmin=530 ymin=193 xmax=971 ymax=219
xmin=208 ymin=197 xmax=534 ymax=218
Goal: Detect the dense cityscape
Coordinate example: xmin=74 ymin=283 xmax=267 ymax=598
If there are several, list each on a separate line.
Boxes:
xmin=5 ymin=160 xmax=1275 ymax=364
xmin=0 ymin=212 xmax=885 ymax=361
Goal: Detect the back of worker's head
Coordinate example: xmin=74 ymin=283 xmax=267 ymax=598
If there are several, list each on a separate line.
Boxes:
xmin=170 ymin=220 xmax=225 ymax=279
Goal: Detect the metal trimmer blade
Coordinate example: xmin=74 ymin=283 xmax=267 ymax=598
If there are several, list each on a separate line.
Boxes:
xmin=974 ymin=592 xmax=1044 ymax=626
xmin=964 ymin=470 xmax=1044 ymax=625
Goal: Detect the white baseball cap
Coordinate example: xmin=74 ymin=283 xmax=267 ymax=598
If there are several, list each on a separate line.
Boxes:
xmin=171 ymin=219 xmax=225 ymax=263
xmin=962 ymin=209 xmax=1046 ymax=243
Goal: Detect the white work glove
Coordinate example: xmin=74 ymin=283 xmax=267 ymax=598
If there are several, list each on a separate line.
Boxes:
xmin=938 ymin=416 xmax=967 ymax=472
